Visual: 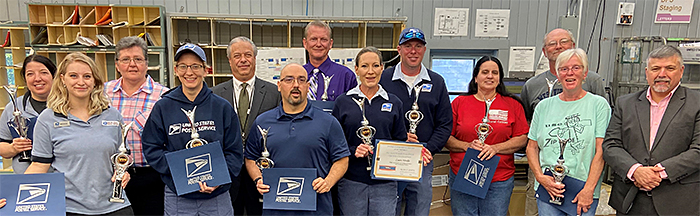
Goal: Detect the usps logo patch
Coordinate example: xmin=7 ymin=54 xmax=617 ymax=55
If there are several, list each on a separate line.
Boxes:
xmin=185 ymin=153 xmax=212 ymax=178
xmin=421 ymin=84 xmax=433 ymax=92
xmin=168 ymin=123 xmax=182 ymax=135
xmin=277 ymin=177 xmax=304 ymax=196
xmin=381 ymin=103 xmax=393 ymax=112
xmin=16 ymin=183 xmax=50 ymax=205
xmin=101 ymin=120 xmax=120 ymax=127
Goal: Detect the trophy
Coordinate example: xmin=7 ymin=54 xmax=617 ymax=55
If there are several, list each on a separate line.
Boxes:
xmin=3 ymin=85 xmax=30 ymax=162
xmin=110 ymin=121 xmax=135 ymax=203
xmin=255 ymin=125 xmax=274 ymax=170
xmin=545 ymin=77 xmax=559 ymax=98
xmin=549 ymin=134 xmax=570 ymax=205
xmin=181 ymin=106 xmax=208 ymax=149
xmin=353 ymin=98 xmax=377 ymax=171
xmin=474 ymin=97 xmax=495 ymax=145
xmin=320 ymin=73 xmax=335 ymax=101
xmin=405 ymin=85 xmax=424 ymax=134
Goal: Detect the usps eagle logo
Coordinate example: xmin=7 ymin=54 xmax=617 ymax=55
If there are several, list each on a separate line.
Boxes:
xmin=185 ymin=153 xmax=212 ymax=178
xmin=276 ymin=177 xmax=304 ymax=196
xmin=16 ymin=183 xmax=50 ymax=205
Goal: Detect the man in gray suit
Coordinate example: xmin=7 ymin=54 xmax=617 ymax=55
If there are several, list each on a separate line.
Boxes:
xmin=603 ymin=45 xmax=700 ymax=215
xmin=212 ymin=36 xmax=281 ymax=215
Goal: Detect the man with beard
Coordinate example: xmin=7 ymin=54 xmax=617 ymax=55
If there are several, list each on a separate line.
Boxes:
xmin=603 ymin=45 xmax=700 ymax=215
xmin=519 ymin=28 xmax=608 ymax=216
xmin=245 ymin=63 xmax=350 ymax=215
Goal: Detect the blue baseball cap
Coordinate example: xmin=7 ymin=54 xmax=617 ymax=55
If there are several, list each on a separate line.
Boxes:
xmin=398 ymin=27 xmax=426 ymax=45
xmin=174 ymin=43 xmax=207 ymax=63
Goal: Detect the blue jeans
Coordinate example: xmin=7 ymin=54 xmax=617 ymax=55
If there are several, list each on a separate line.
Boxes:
xmin=164 ymin=186 xmax=234 ymax=216
xmin=537 ymin=198 xmax=598 ymax=216
xmin=396 ymin=161 xmax=433 ymax=216
xmin=338 ymin=178 xmax=397 ymax=216
xmin=448 ymin=171 xmax=514 ymax=216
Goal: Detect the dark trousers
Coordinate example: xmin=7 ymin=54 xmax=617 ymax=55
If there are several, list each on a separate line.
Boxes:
xmin=618 ymin=191 xmax=659 ymax=216
xmin=231 ymin=165 xmax=263 ymax=216
xmin=67 ymin=206 xmax=134 ymax=216
xmin=124 ymin=166 xmax=164 ymax=216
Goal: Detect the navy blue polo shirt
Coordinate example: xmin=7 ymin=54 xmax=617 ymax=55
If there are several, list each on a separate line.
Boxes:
xmin=246 ymin=102 xmax=350 ymax=215
xmin=331 ymin=85 xmax=407 ymax=185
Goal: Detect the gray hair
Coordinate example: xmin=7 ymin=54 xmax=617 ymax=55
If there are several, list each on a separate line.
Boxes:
xmin=226 ymin=36 xmax=258 ymax=58
xmin=555 ymin=48 xmax=589 ymax=73
xmin=115 ymin=36 xmax=148 ymax=60
xmin=304 ymin=20 xmax=332 ymax=38
xmin=543 ymin=28 xmax=575 ymax=46
xmin=355 ymin=46 xmax=383 ymax=67
xmin=647 ymin=45 xmax=683 ymax=67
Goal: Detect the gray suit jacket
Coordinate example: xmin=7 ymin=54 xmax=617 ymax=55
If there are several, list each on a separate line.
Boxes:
xmin=603 ymin=86 xmax=700 ymax=215
xmin=212 ymin=77 xmax=281 ymax=143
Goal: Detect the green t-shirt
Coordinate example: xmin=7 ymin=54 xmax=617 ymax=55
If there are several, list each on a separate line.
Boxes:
xmin=528 ymin=92 xmax=611 ymax=198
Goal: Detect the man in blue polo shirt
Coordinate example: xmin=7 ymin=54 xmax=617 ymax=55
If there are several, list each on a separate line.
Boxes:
xmin=303 ymin=20 xmax=357 ymax=102
xmin=245 ymin=63 xmax=350 ymax=215
xmin=379 ymin=27 xmax=453 ymax=216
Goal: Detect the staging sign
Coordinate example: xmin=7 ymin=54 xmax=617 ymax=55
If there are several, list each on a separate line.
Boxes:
xmin=655 ymin=0 xmax=694 ymax=23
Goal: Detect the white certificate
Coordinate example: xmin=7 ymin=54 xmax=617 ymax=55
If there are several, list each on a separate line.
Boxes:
xmin=371 ymin=140 xmax=424 ymax=181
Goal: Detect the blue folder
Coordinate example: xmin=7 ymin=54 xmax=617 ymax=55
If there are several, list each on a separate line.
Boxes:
xmin=535 ymin=168 xmax=586 ymax=216
xmin=165 ymin=141 xmax=231 ymax=196
xmin=262 ymin=168 xmax=317 ymax=211
xmin=0 ymin=173 xmax=66 ymax=215
xmin=451 ymin=148 xmax=500 ymax=199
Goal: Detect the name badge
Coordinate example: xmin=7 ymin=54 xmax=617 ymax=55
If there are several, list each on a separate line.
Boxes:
xmin=381 ymin=103 xmax=393 ymax=112
xmin=102 ymin=121 xmax=120 ymax=127
xmin=53 ymin=121 xmax=70 ymax=128
xmin=421 ymin=84 xmax=432 ymax=92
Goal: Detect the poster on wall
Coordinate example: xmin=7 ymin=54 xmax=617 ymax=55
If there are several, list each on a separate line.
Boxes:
xmin=508 ymin=47 xmax=536 ymax=72
xmin=474 ymin=9 xmax=510 ymax=37
xmin=617 ymin=2 xmax=635 ymax=25
xmin=655 ymin=0 xmax=694 ymax=23
xmin=328 ymin=48 xmax=361 ymax=73
xmin=434 ymin=8 xmax=469 ymax=36
xmin=256 ymin=48 xmax=306 ymax=84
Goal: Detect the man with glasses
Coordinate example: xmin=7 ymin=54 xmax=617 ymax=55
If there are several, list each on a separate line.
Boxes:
xmin=212 ymin=36 xmax=281 ymax=215
xmin=302 ymin=20 xmax=357 ymax=102
xmin=379 ymin=27 xmax=451 ymax=216
xmin=104 ymin=36 xmax=169 ymax=216
xmin=245 ymin=63 xmax=350 ymax=215
xmin=520 ymin=28 xmax=608 ymax=216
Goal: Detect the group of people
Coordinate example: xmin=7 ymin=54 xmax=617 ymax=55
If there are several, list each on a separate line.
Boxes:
xmin=0 ymin=20 xmax=697 ymax=216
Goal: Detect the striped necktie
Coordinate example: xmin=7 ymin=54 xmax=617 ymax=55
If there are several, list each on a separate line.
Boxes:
xmin=308 ymin=68 xmax=319 ymax=100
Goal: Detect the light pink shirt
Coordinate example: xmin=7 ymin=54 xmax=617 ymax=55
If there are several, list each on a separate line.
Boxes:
xmin=627 ymin=85 xmax=680 ymax=182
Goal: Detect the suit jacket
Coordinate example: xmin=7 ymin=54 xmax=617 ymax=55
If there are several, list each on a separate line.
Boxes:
xmin=212 ymin=77 xmax=281 ymax=143
xmin=603 ymin=86 xmax=700 ymax=215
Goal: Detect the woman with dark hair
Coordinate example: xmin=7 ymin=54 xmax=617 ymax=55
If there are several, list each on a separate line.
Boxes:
xmin=444 ymin=56 xmax=529 ymax=216
xmin=0 ymin=54 xmax=55 ymax=174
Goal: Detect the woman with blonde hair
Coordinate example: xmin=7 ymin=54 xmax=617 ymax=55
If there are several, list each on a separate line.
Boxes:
xmin=25 ymin=52 xmax=133 ymax=215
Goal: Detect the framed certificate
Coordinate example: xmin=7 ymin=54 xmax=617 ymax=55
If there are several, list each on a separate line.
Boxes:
xmin=165 ymin=141 xmax=232 ymax=196
xmin=370 ymin=140 xmax=424 ymax=181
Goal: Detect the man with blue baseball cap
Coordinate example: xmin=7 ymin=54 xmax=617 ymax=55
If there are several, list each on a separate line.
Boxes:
xmin=379 ymin=27 xmax=452 ymax=216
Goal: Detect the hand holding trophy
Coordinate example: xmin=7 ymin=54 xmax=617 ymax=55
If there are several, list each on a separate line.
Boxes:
xmin=353 ymin=97 xmax=377 ymax=171
xmin=110 ymin=121 xmax=135 ymax=203
xmin=255 ymin=125 xmax=274 ymax=170
xmin=3 ymin=85 xmax=31 ymax=162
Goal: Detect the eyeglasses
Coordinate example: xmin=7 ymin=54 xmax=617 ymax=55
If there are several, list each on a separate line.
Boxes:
xmin=557 ymin=65 xmax=584 ymax=73
xmin=280 ymin=76 xmax=308 ymax=84
xmin=545 ymin=38 xmax=573 ymax=48
xmin=176 ymin=64 xmax=204 ymax=72
xmin=117 ymin=57 xmax=146 ymax=64
xmin=403 ymin=31 xmax=425 ymax=40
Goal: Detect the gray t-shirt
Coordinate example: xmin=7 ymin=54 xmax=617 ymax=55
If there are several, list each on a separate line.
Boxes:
xmin=520 ymin=70 xmax=608 ymax=121
xmin=32 ymin=107 xmax=131 ymax=214
xmin=0 ymin=95 xmax=38 ymax=174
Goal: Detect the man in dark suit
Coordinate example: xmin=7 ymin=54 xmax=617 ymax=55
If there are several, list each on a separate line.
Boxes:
xmin=212 ymin=36 xmax=281 ymax=216
xmin=603 ymin=45 xmax=700 ymax=215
